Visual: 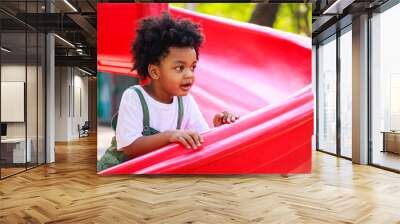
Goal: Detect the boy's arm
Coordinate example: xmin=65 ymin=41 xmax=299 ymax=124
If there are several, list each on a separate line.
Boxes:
xmin=121 ymin=130 xmax=204 ymax=159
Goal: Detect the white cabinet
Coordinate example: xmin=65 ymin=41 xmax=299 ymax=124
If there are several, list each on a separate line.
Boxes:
xmin=1 ymin=138 xmax=32 ymax=163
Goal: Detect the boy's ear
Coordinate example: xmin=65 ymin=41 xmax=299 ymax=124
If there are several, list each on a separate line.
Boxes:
xmin=148 ymin=64 xmax=160 ymax=80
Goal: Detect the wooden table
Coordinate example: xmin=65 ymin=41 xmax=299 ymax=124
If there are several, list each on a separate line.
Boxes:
xmin=1 ymin=138 xmax=31 ymax=165
xmin=381 ymin=131 xmax=400 ymax=154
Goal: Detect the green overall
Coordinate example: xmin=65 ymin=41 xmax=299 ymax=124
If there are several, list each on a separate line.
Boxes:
xmin=97 ymin=86 xmax=184 ymax=172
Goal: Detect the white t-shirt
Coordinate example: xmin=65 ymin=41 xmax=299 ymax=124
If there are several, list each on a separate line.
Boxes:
xmin=116 ymin=85 xmax=209 ymax=150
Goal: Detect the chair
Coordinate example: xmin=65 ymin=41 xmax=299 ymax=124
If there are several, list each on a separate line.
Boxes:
xmin=78 ymin=121 xmax=90 ymax=138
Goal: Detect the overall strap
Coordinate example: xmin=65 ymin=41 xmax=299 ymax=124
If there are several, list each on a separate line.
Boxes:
xmin=132 ymin=87 xmax=150 ymax=132
xmin=133 ymin=86 xmax=184 ymax=131
xmin=177 ymin=96 xmax=183 ymax=129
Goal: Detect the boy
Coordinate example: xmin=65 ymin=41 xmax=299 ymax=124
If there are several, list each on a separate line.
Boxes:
xmin=116 ymin=12 xmax=238 ymax=159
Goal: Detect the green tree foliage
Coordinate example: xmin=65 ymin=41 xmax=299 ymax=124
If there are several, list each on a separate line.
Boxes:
xmin=274 ymin=3 xmax=312 ymax=36
xmin=171 ymin=3 xmax=311 ymax=37
xmin=171 ymin=3 xmax=256 ymax=23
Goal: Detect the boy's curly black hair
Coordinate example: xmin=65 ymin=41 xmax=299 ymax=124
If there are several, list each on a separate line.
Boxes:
xmin=132 ymin=12 xmax=204 ymax=79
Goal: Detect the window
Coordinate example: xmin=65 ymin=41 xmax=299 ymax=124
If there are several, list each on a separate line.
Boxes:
xmin=339 ymin=28 xmax=352 ymax=158
xmin=370 ymin=3 xmax=400 ymax=171
xmin=0 ymin=1 xmax=46 ymax=179
xmin=317 ymin=36 xmax=337 ymax=154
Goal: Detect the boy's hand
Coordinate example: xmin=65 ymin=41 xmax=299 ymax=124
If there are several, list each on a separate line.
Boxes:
xmin=213 ymin=111 xmax=239 ymax=127
xmin=167 ymin=130 xmax=204 ymax=150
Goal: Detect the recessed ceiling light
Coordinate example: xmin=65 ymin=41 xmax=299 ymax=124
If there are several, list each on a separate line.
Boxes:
xmin=78 ymin=67 xmax=93 ymax=76
xmin=1 ymin=47 xmax=11 ymax=53
xmin=322 ymin=0 xmax=354 ymax=15
xmin=63 ymin=0 xmax=78 ymax=12
xmin=54 ymin=34 xmax=75 ymax=48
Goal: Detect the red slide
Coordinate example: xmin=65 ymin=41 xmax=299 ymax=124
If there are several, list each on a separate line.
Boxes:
xmin=97 ymin=3 xmax=313 ymax=174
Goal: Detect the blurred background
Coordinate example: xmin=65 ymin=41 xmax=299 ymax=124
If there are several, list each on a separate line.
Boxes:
xmin=171 ymin=3 xmax=311 ymax=37
xmin=97 ymin=3 xmax=311 ymax=159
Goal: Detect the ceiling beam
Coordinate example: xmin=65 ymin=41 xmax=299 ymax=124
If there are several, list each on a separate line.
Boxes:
xmin=322 ymin=0 xmax=356 ymax=15
xmin=55 ymin=55 xmax=96 ymax=71
xmin=67 ymin=13 xmax=97 ymax=42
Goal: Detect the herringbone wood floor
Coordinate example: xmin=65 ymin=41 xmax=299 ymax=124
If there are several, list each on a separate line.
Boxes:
xmin=1 ymin=134 xmax=400 ymax=224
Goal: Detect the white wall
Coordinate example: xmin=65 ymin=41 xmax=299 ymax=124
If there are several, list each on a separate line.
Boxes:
xmin=1 ymin=63 xmax=46 ymax=164
xmin=55 ymin=66 xmax=69 ymax=141
xmin=54 ymin=67 xmax=89 ymax=141
xmin=1 ymin=65 xmax=33 ymax=138
xmin=72 ymin=72 xmax=89 ymax=138
xmin=1 ymin=65 xmax=26 ymax=141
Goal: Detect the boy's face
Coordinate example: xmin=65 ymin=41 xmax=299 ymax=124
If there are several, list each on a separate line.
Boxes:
xmin=151 ymin=47 xmax=197 ymax=96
